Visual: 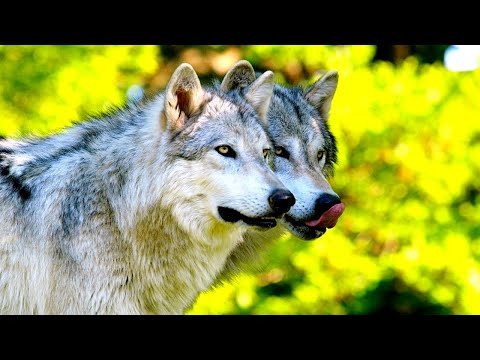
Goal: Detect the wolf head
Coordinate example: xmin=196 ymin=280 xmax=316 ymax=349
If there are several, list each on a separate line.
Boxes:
xmin=221 ymin=61 xmax=344 ymax=240
xmin=159 ymin=63 xmax=295 ymax=234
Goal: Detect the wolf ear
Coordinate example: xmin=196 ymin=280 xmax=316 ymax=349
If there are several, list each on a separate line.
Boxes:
xmin=304 ymin=70 xmax=339 ymax=121
xmin=220 ymin=60 xmax=256 ymax=91
xmin=243 ymin=71 xmax=275 ymax=125
xmin=162 ymin=63 xmax=204 ymax=131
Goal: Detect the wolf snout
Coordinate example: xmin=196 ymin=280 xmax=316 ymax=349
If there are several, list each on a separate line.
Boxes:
xmin=268 ymin=189 xmax=296 ymax=216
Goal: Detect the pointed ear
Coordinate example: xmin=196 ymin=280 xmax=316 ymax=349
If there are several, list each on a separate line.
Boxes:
xmin=243 ymin=70 xmax=275 ymax=125
xmin=220 ymin=60 xmax=256 ymax=92
xmin=162 ymin=63 xmax=204 ymax=131
xmin=304 ymin=70 xmax=339 ymax=120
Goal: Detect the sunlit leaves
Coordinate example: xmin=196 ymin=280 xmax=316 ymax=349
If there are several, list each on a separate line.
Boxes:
xmin=0 ymin=45 xmax=158 ymax=136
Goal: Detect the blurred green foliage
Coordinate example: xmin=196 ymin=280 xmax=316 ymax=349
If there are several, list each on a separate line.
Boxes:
xmin=1 ymin=45 xmax=479 ymax=314
xmin=0 ymin=45 xmax=158 ymax=136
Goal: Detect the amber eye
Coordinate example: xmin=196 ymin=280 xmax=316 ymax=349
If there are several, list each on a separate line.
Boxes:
xmin=216 ymin=145 xmax=236 ymax=158
xmin=263 ymin=149 xmax=270 ymax=159
xmin=317 ymin=150 xmax=325 ymax=162
xmin=274 ymin=146 xmax=290 ymax=159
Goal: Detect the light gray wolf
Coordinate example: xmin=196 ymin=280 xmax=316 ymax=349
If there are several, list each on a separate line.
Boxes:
xmin=0 ymin=62 xmax=295 ymax=314
xmin=215 ymin=61 xmax=345 ymax=279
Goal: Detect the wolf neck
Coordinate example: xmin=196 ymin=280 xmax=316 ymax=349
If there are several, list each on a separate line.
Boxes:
xmin=128 ymin=203 xmax=244 ymax=314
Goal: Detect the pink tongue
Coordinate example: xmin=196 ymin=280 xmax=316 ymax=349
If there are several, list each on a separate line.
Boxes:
xmin=304 ymin=203 xmax=345 ymax=228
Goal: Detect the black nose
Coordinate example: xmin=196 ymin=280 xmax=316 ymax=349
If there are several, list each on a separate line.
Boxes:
xmin=268 ymin=189 xmax=296 ymax=215
xmin=315 ymin=193 xmax=341 ymax=218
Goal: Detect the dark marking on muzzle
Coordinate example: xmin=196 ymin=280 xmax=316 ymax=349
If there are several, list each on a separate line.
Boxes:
xmin=0 ymin=150 xmax=31 ymax=202
xmin=218 ymin=207 xmax=277 ymax=229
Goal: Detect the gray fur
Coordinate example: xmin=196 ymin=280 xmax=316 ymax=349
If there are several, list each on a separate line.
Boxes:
xmin=267 ymin=85 xmax=338 ymax=177
xmin=0 ymin=63 xmax=289 ymax=314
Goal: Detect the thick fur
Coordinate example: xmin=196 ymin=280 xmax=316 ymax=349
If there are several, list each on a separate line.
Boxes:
xmin=217 ymin=63 xmax=341 ymax=280
xmin=0 ymin=63 xmax=287 ymax=314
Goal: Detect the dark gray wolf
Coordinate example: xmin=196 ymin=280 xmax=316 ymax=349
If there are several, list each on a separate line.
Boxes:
xmin=0 ymin=63 xmax=295 ymax=314
xmin=217 ymin=61 xmax=345 ymax=279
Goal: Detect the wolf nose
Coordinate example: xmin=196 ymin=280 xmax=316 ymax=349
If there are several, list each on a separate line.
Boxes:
xmin=268 ymin=189 xmax=296 ymax=215
xmin=314 ymin=193 xmax=341 ymax=218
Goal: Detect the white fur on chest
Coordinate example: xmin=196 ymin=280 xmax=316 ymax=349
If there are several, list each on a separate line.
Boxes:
xmin=121 ymin=218 xmax=246 ymax=314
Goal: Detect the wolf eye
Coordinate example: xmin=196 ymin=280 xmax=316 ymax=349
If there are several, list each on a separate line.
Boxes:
xmin=216 ymin=145 xmax=236 ymax=158
xmin=263 ymin=149 xmax=270 ymax=159
xmin=317 ymin=150 xmax=325 ymax=162
xmin=275 ymin=146 xmax=290 ymax=159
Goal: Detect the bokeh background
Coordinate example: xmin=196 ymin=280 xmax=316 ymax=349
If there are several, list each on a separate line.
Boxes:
xmin=1 ymin=45 xmax=479 ymax=314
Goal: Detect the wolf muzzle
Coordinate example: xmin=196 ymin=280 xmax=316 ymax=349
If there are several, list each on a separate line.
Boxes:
xmin=217 ymin=189 xmax=295 ymax=229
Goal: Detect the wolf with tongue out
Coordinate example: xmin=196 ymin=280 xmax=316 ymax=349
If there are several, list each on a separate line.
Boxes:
xmin=216 ymin=61 xmax=345 ymax=280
